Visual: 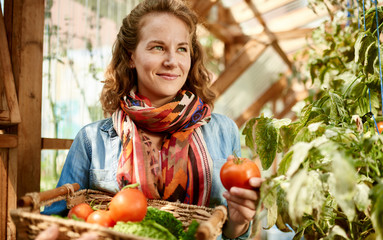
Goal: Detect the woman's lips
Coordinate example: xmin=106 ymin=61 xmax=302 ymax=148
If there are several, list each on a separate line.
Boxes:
xmin=157 ymin=73 xmax=179 ymax=80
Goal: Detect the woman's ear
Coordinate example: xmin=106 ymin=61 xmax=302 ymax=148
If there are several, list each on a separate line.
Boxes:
xmin=129 ymin=60 xmax=135 ymax=68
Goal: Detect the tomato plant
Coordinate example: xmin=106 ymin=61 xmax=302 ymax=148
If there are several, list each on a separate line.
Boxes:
xmin=109 ymin=184 xmax=147 ymax=222
xmin=241 ymin=2 xmax=383 ymax=239
xmin=220 ymin=157 xmax=261 ymax=190
xmin=67 ymin=203 xmax=94 ymax=221
xmin=86 ymin=210 xmax=115 ymax=227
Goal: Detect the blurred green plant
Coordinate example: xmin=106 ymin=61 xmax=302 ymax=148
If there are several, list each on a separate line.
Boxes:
xmin=243 ymin=1 xmax=383 ymax=239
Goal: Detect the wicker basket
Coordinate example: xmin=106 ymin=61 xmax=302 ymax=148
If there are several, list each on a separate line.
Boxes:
xmin=10 ymin=183 xmax=227 ymax=240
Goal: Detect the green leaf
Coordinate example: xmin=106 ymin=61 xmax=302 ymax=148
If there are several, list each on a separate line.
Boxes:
xmin=364 ymin=41 xmax=378 ymax=75
xmin=320 ymin=143 xmax=356 ymax=221
xmin=253 ymin=115 xmax=278 ymax=170
xmin=243 ymin=118 xmax=257 ymax=152
xmin=286 ymin=169 xmax=325 ymax=224
xmin=279 ymin=123 xmax=299 ymax=152
xmin=286 ymin=142 xmax=311 ymax=177
xmin=364 ymin=6 xmax=383 ymax=33
xmin=371 ymin=183 xmax=383 ymax=240
xmin=278 ymin=151 xmax=293 ymax=175
xmin=373 ymin=46 xmax=383 ymax=76
xmin=266 ymin=201 xmax=278 ymax=229
xmin=353 ymin=183 xmax=371 ymax=214
xmin=354 ymin=32 xmax=375 ymax=65
xmin=328 ymin=91 xmax=348 ymax=122
xmin=348 ymin=80 xmax=366 ymax=98
xmin=272 ymin=118 xmax=292 ymax=129
xmin=323 ymin=225 xmax=349 ymax=240
xmin=261 ymin=178 xmax=278 ymax=229
xmin=319 ymin=66 xmax=329 ymax=84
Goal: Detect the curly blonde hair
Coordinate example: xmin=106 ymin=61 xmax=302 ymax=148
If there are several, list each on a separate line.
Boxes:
xmin=100 ymin=0 xmax=216 ymax=116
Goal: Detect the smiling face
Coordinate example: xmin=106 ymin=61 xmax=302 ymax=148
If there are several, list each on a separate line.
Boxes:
xmin=131 ymin=13 xmax=192 ymax=107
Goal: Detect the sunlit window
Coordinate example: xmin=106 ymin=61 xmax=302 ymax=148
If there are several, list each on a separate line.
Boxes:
xmin=41 ymin=0 xmax=141 ymax=190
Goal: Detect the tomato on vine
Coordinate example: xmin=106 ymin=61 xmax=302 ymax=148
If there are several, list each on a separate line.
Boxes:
xmin=220 ymin=156 xmax=261 ymax=190
xmin=377 ymin=121 xmax=383 ymax=134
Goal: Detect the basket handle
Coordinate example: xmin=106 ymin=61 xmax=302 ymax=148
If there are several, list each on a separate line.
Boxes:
xmin=196 ymin=205 xmax=227 ymax=240
xmin=17 ymin=183 xmax=80 ymax=207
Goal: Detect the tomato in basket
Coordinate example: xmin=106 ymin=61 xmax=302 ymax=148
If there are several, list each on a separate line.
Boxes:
xmin=67 ymin=203 xmax=94 ymax=221
xmin=86 ymin=210 xmax=116 ymax=227
xmin=220 ymin=156 xmax=261 ymax=190
xmin=109 ymin=183 xmax=147 ymax=222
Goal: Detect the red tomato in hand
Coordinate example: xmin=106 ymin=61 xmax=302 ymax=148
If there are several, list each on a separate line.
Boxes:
xmin=86 ymin=210 xmax=116 ymax=227
xmin=220 ymin=157 xmax=261 ymax=190
xmin=67 ymin=203 xmax=94 ymax=221
xmin=109 ymin=186 xmax=147 ymax=222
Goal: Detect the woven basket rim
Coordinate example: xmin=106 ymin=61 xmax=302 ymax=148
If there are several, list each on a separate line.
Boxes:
xmin=12 ymin=188 xmax=227 ymax=240
xmin=10 ymin=208 xmax=154 ymax=240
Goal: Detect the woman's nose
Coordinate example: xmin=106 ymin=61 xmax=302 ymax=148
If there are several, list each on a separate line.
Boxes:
xmin=163 ymin=52 xmax=177 ymax=68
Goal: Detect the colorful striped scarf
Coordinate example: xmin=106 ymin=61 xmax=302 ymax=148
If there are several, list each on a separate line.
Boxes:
xmin=112 ymin=90 xmax=213 ymax=206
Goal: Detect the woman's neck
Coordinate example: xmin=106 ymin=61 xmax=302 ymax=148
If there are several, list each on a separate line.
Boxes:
xmin=142 ymin=130 xmax=165 ymax=150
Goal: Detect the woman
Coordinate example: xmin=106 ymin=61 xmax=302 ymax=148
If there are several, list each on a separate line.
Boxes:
xmin=43 ymin=0 xmax=262 ymax=239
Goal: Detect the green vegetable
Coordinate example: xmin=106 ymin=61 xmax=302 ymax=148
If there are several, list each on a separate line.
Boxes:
xmin=113 ymin=207 xmax=200 ymax=240
xmin=144 ymin=206 xmax=184 ymax=238
xmin=180 ymin=220 xmax=199 ymax=240
xmin=113 ymin=220 xmax=177 ymax=240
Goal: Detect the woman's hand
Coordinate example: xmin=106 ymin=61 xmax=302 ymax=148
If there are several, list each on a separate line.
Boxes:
xmin=222 ymin=177 xmax=263 ymax=239
xmin=36 ymin=224 xmax=98 ymax=240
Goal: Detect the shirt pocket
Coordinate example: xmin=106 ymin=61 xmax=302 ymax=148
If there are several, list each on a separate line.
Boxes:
xmin=89 ymin=169 xmax=119 ymax=193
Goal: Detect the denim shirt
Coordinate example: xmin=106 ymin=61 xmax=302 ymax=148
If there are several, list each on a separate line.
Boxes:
xmin=42 ymin=113 xmax=250 ymax=239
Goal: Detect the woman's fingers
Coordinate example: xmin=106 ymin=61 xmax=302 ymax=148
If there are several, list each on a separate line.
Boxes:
xmin=223 ymin=189 xmax=257 ymax=210
xmin=227 ymin=199 xmax=256 ymax=220
xmin=249 ymin=177 xmax=264 ymax=188
xmin=35 ymin=224 xmax=59 ymax=240
xmin=35 ymin=224 xmax=98 ymax=240
xmin=223 ymin=177 xmax=264 ymax=211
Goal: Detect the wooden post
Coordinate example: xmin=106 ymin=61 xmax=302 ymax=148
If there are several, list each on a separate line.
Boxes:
xmin=2 ymin=2 xmax=44 ymax=239
xmin=6 ymin=0 xmax=44 ymax=198
xmin=0 ymin=150 xmax=9 ymax=240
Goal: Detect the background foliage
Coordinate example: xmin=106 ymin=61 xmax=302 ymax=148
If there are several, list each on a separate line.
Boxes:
xmin=243 ymin=0 xmax=383 ymax=239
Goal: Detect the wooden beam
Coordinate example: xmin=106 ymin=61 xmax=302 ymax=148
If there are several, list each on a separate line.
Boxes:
xmin=201 ymin=2 xmax=245 ymax=44
xmin=244 ymin=0 xmax=292 ymax=70
xmin=253 ymin=0 xmax=297 ymax=14
xmin=7 ymin=148 xmax=16 ymax=240
xmin=266 ymin=6 xmax=329 ymax=33
xmin=235 ymin=76 xmax=287 ymax=127
xmin=273 ymin=28 xmax=314 ymax=40
xmin=8 ymin=0 xmax=44 ymax=198
xmin=0 ymin=134 xmax=17 ymax=148
xmin=211 ymin=41 xmax=268 ymax=98
xmin=275 ymin=89 xmax=308 ymax=119
xmin=202 ymin=22 xmax=235 ymax=44
xmin=189 ymin=0 xmax=218 ymax=19
xmin=0 ymin=149 xmax=7 ymax=240
xmin=0 ymin=3 xmax=21 ymax=124
xmin=0 ymin=111 xmax=10 ymax=122
xmin=42 ymin=138 xmax=74 ymax=150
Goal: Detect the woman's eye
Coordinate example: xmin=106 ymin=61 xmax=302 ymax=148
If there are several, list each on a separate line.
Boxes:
xmin=178 ymin=47 xmax=187 ymax=52
xmin=153 ymin=46 xmax=163 ymax=51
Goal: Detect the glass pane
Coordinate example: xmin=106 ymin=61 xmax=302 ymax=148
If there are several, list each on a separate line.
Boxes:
xmin=41 ymin=0 xmax=141 ymax=190
xmin=41 ymin=149 xmax=69 ymax=191
xmin=214 ymin=47 xmax=288 ymax=120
